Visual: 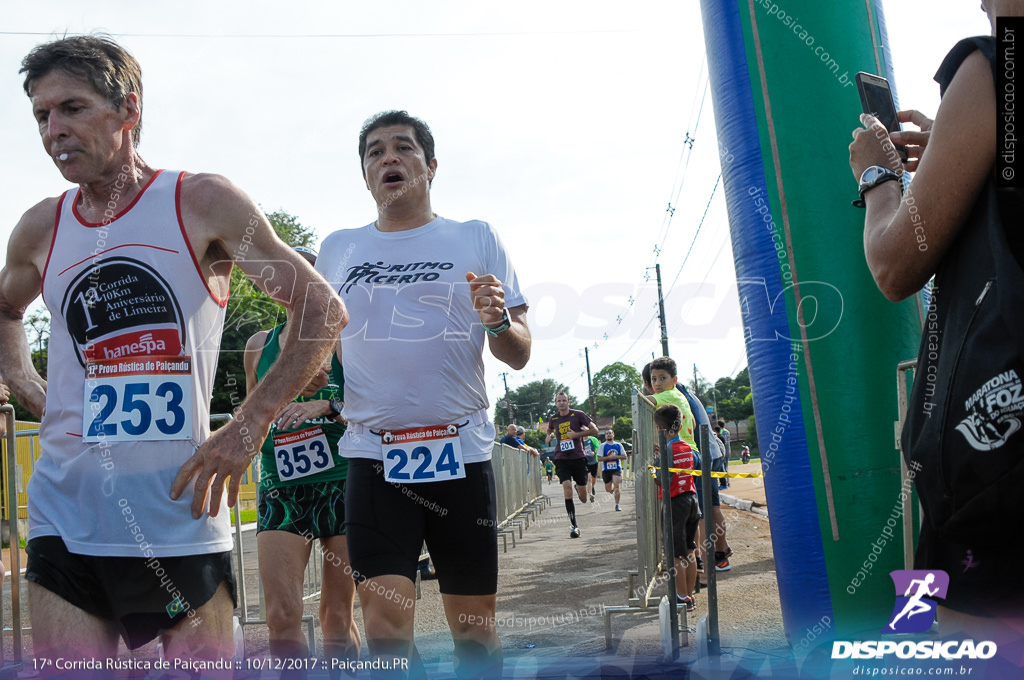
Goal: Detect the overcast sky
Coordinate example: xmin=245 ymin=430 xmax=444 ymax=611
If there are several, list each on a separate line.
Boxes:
xmin=0 ymin=1 xmax=991 ymax=415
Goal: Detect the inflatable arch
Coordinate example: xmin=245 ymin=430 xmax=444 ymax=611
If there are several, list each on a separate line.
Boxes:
xmin=700 ymin=0 xmax=924 ymax=640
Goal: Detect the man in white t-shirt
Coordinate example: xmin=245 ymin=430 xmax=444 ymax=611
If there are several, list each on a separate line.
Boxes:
xmin=317 ymin=110 xmax=530 ymax=679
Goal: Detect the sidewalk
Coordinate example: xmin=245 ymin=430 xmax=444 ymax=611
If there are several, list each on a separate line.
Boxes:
xmin=720 ymin=459 xmax=768 ymax=514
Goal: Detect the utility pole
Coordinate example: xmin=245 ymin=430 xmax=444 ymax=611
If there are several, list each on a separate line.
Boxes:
xmin=584 ymin=347 xmax=596 ymax=418
xmin=693 ymin=363 xmax=701 ymax=402
xmin=499 ymin=372 xmax=514 ymax=424
xmin=656 ymin=263 xmax=669 ymax=357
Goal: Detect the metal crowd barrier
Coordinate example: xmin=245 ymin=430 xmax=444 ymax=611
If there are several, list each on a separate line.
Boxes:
xmin=491 ymin=442 xmax=548 ymax=551
xmin=0 ymin=411 xmax=547 ymax=662
xmin=604 ymin=390 xmax=689 ymax=651
xmin=1 ymin=405 xmax=24 ymax=672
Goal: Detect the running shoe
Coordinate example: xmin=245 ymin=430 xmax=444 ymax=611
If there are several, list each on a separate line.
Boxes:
xmin=589 ymin=492 xmax=596 ymax=503
xmin=696 ymin=556 xmax=704 ymax=572
xmin=570 ymin=525 xmax=581 ymax=538
xmin=678 ymin=595 xmax=696 ymax=613
xmin=715 ymin=558 xmax=731 ymax=571
xmin=615 ymin=504 xmax=621 ymax=511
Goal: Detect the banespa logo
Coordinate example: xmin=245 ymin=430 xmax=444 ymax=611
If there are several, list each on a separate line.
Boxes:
xmin=831 ymin=639 xmax=996 ymax=660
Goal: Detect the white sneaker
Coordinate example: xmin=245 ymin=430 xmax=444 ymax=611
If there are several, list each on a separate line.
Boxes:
xmin=570 ymin=525 xmax=581 ymax=538
xmin=615 ymin=504 xmax=621 ymax=511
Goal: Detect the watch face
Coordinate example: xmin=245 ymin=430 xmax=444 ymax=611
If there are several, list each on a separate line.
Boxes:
xmin=861 ymin=167 xmax=883 ymax=184
xmin=860 ymin=166 xmax=897 ymax=190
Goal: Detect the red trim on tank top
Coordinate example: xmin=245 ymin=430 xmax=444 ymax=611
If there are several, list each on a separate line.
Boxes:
xmin=39 ymin=190 xmax=69 ymax=305
xmin=71 ymin=169 xmax=164 ymax=227
xmin=56 ymin=243 xmax=180 ymax=278
xmin=176 ymin=172 xmax=228 ymax=308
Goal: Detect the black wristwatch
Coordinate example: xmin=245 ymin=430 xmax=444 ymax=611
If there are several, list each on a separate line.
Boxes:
xmin=326 ymin=398 xmax=344 ymax=418
xmin=484 ymin=308 xmax=512 ymax=337
xmin=853 ymin=166 xmax=902 ymax=208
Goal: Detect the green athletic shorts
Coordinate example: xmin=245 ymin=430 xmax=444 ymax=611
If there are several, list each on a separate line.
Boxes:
xmin=257 ymin=479 xmax=347 ymax=538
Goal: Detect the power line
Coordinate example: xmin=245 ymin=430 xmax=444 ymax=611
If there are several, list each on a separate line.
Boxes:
xmin=0 ymin=28 xmax=667 ymax=39
xmin=649 ymin=60 xmax=709 ymax=270
xmin=666 ymin=173 xmax=721 ymax=292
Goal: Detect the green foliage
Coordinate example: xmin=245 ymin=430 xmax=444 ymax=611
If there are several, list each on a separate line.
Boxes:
xmin=718 ymin=396 xmax=752 ymax=429
xmin=493 ymin=379 xmax=572 ymax=430
xmin=522 ymin=429 xmax=546 ymax=450
xmin=25 ymin=310 xmax=49 ymax=378
xmin=592 ymin=362 xmax=642 ymax=419
xmin=746 ymin=414 xmax=758 ymax=446
xmin=4 ymin=309 xmax=51 ymax=422
xmin=211 ymin=210 xmax=317 ymax=416
xmin=612 ymin=416 xmax=633 ymax=442
xmin=688 ymin=375 xmax=713 ymax=402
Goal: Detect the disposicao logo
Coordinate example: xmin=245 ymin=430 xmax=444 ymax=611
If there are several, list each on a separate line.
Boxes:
xmin=884 ymin=569 xmax=948 ymax=634
xmin=831 ymin=570 xmax=998 ymax=660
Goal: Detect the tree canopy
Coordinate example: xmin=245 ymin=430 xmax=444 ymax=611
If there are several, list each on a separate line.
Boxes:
xmin=592 ymin=362 xmax=642 ymax=419
xmin=493 ymin=379 xmax=575 ymax=431
xmin=211 ymin=210 xmax=317 ymax=415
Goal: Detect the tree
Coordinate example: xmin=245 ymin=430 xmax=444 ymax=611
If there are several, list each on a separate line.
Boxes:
xmin=612 ymin=416 xmax=633 ymax=442
xmin=492 ymin=379 xmax=573 ymax=431
xmin=25 ymin=310 xmax=50 ymax=378
xmin=522 ymin=429 xmax=546 ymax=451
xmin=710 ymin=367 xmax=753 ymax=435
xmin=211 ymin=210 xmax=318 ymax=415
xmin=3 ymin=310 xmax=51 ymax=423
xmin=688 ymin=374 xmax=713 ymax=403
xmin=592 ymin=362 xmax=642 ymax=419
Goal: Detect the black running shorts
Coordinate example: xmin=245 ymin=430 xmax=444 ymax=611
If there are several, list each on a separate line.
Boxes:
xmin=345 ymin=458 xmax=498 ymax=596
xmin=26 ymin=536 xmax=235 ymax=650
xmin=555 ymin=457 xmax=589 ymax=486
xmin=602 ymin=470 xmax=622 ymax=484
xmin=669 ymin=492 xmax=700 ymax=558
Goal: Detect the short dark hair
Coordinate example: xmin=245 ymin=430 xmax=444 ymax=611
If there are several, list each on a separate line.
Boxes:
xmin=717 ymin=419 xmax=726 ymax=428
xmin=650 ymin=356 xmax=677 ymax=378
xmin=358 ymin=110 xmax=435 ymax=167
xmin=654 ymin=404 xmax=682 ymax=434
xmin=21 ymin=35 xmax=143 ymax=146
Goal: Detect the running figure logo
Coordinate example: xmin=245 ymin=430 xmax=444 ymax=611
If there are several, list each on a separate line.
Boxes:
xmin=883 ymin=570 xmax=949 ymax=634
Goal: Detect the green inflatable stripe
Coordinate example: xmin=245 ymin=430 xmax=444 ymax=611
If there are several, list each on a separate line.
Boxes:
xmin=735 ymin=0 xmax=923 ymax=636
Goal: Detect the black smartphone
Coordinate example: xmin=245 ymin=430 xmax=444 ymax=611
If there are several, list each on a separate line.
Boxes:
xmin=855 ymin=71 xmax=907 ymax=162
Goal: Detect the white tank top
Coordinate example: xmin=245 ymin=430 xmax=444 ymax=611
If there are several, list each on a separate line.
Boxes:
xmin=33 ymin=169 xmax=231 ymax=557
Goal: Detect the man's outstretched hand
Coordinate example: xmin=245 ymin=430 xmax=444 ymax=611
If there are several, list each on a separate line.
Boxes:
xmin=170 ymin=417 xmax=268 ymax=519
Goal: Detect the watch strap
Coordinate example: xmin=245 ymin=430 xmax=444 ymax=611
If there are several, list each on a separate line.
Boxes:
xmin=484 ymin=308 xmax=511 ymax=337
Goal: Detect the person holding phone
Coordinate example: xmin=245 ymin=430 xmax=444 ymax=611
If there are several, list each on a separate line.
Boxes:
xmin=848 ymin=0 xmax=1024 ymax=649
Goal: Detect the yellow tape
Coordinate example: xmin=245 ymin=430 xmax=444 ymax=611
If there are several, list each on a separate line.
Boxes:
xmin=645 ymin=465 xmax=763 ymax=479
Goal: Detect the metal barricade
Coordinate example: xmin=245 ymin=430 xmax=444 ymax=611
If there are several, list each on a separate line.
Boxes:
xmin=1 ymin=406 xmax=24 ymax=672
xmin=604 ymin=390 xmax=676 ymax=647
xmin=0 ymin=409 xmax=547 ymax=662
xmin=490 ymin=443 xmax=547 ymax=551
xmin=215 ymin=413 xmax=318 ymax=649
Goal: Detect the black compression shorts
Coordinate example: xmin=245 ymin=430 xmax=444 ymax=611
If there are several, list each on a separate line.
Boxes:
xmin=345 ymin=458 xmax=498 ymax=596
